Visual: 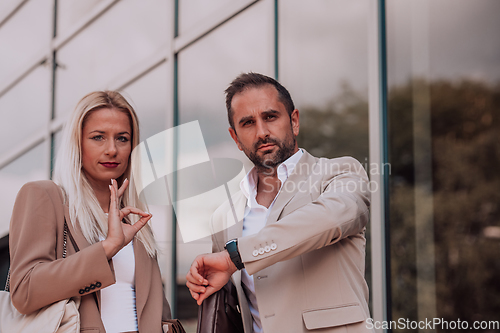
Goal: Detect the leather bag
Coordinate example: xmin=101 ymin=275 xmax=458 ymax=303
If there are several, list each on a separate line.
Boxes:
xmin=197 ymin=280 xmax=244 ymax=333
xmin=0 ymin=221 xmax=81 ymax=333
xmin=163 ymin=319 xmax=187 ymax=333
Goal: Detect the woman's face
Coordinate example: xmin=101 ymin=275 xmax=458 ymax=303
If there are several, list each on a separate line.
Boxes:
xmin=81 ymin=107 xmax=132 ymax=188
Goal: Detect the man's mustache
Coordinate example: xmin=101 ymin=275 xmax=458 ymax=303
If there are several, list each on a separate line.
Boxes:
xmin=253 ymin=137 xmax=279 ymax=150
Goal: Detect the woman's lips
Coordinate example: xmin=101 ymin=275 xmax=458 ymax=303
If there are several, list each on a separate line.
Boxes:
xmin=100 ymin=162 xmax=119 ymax=168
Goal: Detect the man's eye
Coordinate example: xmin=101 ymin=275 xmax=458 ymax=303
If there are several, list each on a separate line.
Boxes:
xmin=243 ymin=120 xmax=253 ymax=126
xmin=266 ymin=115 xmax=276 ymax=120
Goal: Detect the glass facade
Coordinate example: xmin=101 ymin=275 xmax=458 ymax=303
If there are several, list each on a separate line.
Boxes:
xmin=0 ymin=1 xmax=499 ymax=332
xmin=387 ymin=0 xmax=500 ymax=330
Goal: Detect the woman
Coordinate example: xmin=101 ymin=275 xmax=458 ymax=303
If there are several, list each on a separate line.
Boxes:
xmin=8 ymin=91 xmax=171 ymax=332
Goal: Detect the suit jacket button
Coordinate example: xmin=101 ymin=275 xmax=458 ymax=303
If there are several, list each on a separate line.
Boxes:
xmin=270 ymin=243 xmax=277 ymax=250
xmin=79 ymin=289 xmax=85 ymax=294
xmin=258 ymin=248 xmax=265 ymax=255
xmin=264 ymin=246 xmax=271 ymax=253
xmin=90 ymin=284 xmax=96 ymax=290
xmin=95 ymin=282 xmax=102 ymax=288
xmin=252 ymin=250 xmax=259 ymax=257
xmin=85 ymin=287 xmax=91 ymax=292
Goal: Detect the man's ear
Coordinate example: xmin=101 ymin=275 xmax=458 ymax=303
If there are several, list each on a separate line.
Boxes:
xmin=228 ymin=127 xmax=242 ymax=151
xmin=291 ymin=109 xmax=300 ymax=136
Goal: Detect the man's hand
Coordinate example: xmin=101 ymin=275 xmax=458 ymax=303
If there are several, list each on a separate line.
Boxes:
xmin=186 ymin=251 xmax=238 ymax=305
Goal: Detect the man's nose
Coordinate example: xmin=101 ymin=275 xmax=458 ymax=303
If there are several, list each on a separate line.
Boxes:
xmin=255 ymin=119 xmax=270 ymax=139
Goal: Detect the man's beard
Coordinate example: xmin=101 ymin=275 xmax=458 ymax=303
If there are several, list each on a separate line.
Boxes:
xmin=240 ymin=129 xmax=296 ymax=175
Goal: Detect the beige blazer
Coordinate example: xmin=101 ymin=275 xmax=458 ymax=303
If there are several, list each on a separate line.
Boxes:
xmin=9 ymin=180 xmax=171 ymax=333
xmin=211 ymin=151 xmax=374 ymax=333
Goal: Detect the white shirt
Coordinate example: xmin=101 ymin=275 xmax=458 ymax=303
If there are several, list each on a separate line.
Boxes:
xmin=100 ymin=233 xmax=138 ymax=333
xmin=240 ymin=149 xmax=303 ymax=333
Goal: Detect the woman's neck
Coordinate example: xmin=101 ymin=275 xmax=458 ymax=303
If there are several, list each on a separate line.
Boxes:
xmin=87 ymin=179 xmax=111 ymax=213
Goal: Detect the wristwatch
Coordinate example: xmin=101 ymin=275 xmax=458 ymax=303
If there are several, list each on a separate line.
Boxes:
xmin=224 ymin=239 xmax=244 ymax=270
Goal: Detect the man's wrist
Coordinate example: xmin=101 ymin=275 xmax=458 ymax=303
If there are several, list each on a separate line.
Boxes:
xmin=224 ymin=239 xmax=245 ymax=270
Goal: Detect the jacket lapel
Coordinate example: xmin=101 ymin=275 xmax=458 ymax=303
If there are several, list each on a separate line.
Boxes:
xmin=134 ymin=239 xmax=152 ymax=322
xmin=266 ymin=151 xmax=317 ymax=225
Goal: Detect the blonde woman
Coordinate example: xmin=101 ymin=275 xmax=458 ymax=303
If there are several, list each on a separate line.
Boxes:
xmin=8 ymin=91 xmax=171 ymax=332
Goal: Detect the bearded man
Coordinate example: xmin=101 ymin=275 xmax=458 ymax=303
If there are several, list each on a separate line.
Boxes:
xmin=186 ymin=72 xmax=373 ymax=333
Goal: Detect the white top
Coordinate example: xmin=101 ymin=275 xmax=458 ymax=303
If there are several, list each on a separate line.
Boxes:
xmin=100 ymin=239 xmax=138 ymax=333
xmin=240 ymin=149 xmax=303 ymax=333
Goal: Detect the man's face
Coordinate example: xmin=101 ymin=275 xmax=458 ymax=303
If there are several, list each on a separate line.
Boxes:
xmin=228 ymin=85 xmax=299 ymax=173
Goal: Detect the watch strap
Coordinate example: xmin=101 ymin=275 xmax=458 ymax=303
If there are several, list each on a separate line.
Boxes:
xmin=225 ymin=239 xmax=244 ymax=270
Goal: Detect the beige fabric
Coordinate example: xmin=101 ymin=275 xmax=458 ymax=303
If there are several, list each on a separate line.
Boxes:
xmin=211 ymin=151 xmax=374 ymax=333
xmin=9 ymin=180 xmax=171 ymax=333
xmin=0 ymin=293 xmax=80 ymax=333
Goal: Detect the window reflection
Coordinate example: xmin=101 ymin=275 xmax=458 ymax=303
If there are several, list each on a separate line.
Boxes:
xmin=177 ymin=0 xmax=270 ymax=322
xmin=121 ymin=62 xmax=169 ymax=140
xmin=0 ymin=142 xmax=48 ymax=238
xmin=0 ymin=0 xmax=52 ymax=80
xmin=279 ymin=0 xmax=371 ymax=307
xmin=178 ymin=0 xmax=248 ymax=36
xmin=119 ymin=61 xmax=173 ymax=299
xmin=387 ymin=0 xmax=500 ymax=329
xmin=0 ymin=65 xmax=51 ymax=156
xmin=55 ymin=0 xmax=168 ymax=117
xmin=57 ymin=0 xmax=107 ymax=34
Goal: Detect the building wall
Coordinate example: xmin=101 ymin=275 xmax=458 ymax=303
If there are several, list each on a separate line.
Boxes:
xmin=1 ymin=1 xmax=499 ymax=332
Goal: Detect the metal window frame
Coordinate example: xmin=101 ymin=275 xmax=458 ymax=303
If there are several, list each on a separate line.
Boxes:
xmin=369 ymin=0 xmax=390 ymax=332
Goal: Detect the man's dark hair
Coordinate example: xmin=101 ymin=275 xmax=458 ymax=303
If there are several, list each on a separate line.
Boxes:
xmin=225 ymin=72 xmax=295 ymax=130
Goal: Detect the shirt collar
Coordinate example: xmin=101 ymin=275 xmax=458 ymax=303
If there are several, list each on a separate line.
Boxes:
xmin=240 ymin=148 xmax=304 ymax=200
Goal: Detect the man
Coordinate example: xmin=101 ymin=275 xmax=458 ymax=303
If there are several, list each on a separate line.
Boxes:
xmin=186 ymin=72 xmax=373 ymax=333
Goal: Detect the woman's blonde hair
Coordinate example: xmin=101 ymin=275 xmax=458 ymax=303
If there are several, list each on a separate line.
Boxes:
xmin=54 ymin=91 xmax=157 ymax=257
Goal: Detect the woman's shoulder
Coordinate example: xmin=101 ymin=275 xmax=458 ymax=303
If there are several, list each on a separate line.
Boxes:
xmin=18 ymin=180 xmax=62 ymax=199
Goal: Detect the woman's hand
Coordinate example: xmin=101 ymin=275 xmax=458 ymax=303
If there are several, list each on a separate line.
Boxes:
xmin=101 ymin=179 xmax=152 ymax=260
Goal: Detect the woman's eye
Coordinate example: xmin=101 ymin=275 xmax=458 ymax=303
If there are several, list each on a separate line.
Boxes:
xmin=91 ymin=135 xmax=104 ymax=141
xmin=117 ymin=136 xmax=129 ymax=143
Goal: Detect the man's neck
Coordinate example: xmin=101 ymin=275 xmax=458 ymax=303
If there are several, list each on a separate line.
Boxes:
xmin=255 ymin=168 xmax=280 ymax=208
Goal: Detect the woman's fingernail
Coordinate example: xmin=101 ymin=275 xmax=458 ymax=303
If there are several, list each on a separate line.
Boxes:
xmin=109 ymin=185 xmax=112 ymax=190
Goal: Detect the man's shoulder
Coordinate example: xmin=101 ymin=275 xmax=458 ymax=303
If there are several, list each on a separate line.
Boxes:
xmin=300 ymin=151 xmax=365 ymax=177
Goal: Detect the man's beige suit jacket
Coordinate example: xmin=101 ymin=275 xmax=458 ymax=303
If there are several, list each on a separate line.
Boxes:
xmin=211 ymin=151 xmax=374 ymax=333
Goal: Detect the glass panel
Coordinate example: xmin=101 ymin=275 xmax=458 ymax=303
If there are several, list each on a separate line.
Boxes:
xmin=0 ymin=65 xmax=51 ymax=156
xmin=387 ymin=0 xmax=500 ymax=330
xmin=176 ymin=0 xmax=270 ymax=324
xmin=279 ymin=0 xmax=371 ymax=307
xmin=121 ymin=62 xmax=169 ymax=141
xmin=55 ymin=0 xmax=168 ymax=117
xmin=0 ymin=0 xmax=52 ymax=80
xmin=0 ymin=142 xmax=48 ymax=238
xmin=57 ymin=0 xmax=106 ymax=34
xmin=119 ymin=61 xmax=172 ymax=297
xmin=178 ymin=0 xmax=248 ymax=36
xmin=0 ymin=0 xmax=23 ymax=18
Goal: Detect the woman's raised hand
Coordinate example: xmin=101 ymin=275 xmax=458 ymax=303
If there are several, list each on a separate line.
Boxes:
xmin=101 ymin=179 xmax=152 ymax=259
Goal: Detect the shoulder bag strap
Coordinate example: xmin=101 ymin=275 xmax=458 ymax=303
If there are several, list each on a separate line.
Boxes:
xmin=4 ymin=222 xmax=70 ymax=292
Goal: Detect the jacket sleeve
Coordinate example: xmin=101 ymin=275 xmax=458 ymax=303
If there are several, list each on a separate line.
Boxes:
xmin=238 ymin=157 xmax=370 ymax=275
xmin=9 ymin=181 xmax=115 ymax=314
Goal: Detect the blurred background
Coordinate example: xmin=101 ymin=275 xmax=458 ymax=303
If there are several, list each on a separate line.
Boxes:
xmin=0 ymin=0 xmax=499 ymax=332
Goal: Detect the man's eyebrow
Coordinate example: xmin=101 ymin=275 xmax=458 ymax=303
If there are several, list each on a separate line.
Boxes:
xmin=238 ymin=115 xmax=254 ymax=125
xmin=261 ymin=109 xmax=280 ymax=116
